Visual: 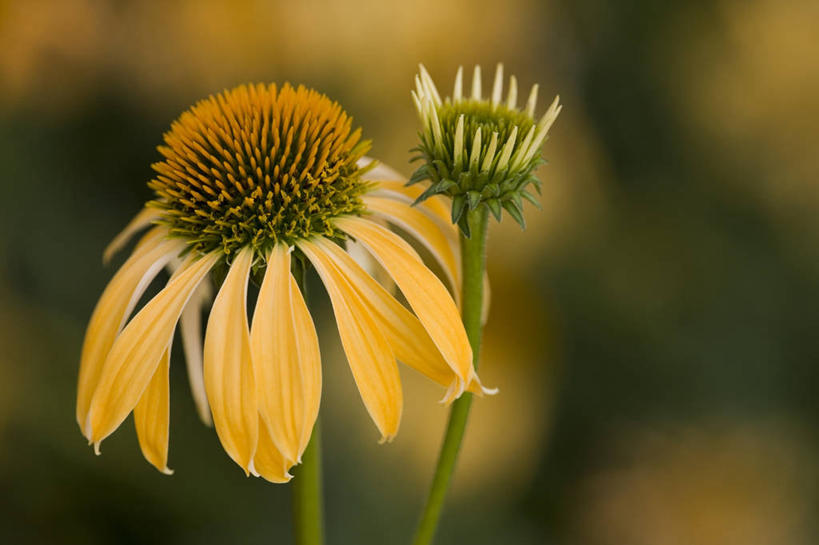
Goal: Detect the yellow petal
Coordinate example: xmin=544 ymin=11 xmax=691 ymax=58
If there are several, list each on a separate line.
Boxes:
xmin=335 ymin=217 xmax=475 ymax=394
xmin=204 ymin=248 xmax=258 ymax=473
xmin=357 ymin=156 xmax=404 ymax=182
xmin=311 ymin=239 xmax=450 ymax=384
xmin=87 ymin=251 xmax=219 ymax=447
xmin=253 ymin=417 xmax=294 ymax=484
xmin=251 ymin=245 xmax=321 ymax=464
xmin=314 ymin=238 xmax=493 ymax=400
xmin=179 ymin=283 xmax=212 ymax=426
xmin=369 ymin=180 xmax=454 ymax=228
xmin=356 ymin=180 xmax=487 ymax=322
xmin=289 ymin=275 xmax=322 ymax=455
xmin=77 ymin=228 xmax=183 ymax=435
xmin=103 ymin=207 xmax=161 ymax=264
xmin=133 ymin=345 xmax=173 ymax=475
xmin=363 ymin=195 xmax=460 ymax=295
xmin=299 ymin=239 xmax=402 ymax=441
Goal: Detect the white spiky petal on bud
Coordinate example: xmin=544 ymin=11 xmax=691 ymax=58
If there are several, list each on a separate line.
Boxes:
xmin=481 ymin=132 xmax=499 ymax=172
xmin=496 ymin=126 xmax=518 ymax=171
xmin=471 ymin=65 xmax=482 ymax=100
xmin=469 ymin=128 xmax=482 ymax=169
xmin=453 ymin=66 xmax=463 ymax=102
xmin=453 ymin=115 xmax=465 ymax=168
xmin=491 ymin=63 xmax=504 ymax=106
xmin=507 ymin=75 xmax=518 ymax=109
xmin=525 ymin=84 xmax=539 ymax=117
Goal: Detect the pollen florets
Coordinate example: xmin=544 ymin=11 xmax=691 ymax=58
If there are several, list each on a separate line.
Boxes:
xmin=411 ymin=64 xmax=561 ymax=234
xmin=148 ymin=83 xmax=372 ymax=256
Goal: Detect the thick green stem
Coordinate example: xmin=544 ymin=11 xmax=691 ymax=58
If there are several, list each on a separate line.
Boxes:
xmin=292 ymin=261 xmax=324 ymax=545
xmin=411 ymin=207 xmax=489 ymax=545
xmin=292 ymin=420 xmax=323 ymax=545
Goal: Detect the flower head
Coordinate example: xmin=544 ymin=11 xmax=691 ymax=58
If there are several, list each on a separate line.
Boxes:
xmin=411 ymin=64 xmax=561 ymax=234
xmin=77 ymin=83 xmax=489 ymax=481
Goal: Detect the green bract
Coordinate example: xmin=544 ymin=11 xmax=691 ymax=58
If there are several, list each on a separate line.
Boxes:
xmin=410 ymin=64 xmax=561 ymax=235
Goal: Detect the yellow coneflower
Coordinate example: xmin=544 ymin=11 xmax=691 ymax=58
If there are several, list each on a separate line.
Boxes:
xmin=76 ymin=83 xmax=489 ymax=482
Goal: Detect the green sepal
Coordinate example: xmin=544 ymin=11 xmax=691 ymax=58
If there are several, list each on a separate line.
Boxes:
xmin=432 ymin=160 xmax=450 ymax=179
xmin=408 ymin=165 xmax=430 ymax=186
xmin=481 ymin=183 xmax=500 ymax=198
xmin=451 ymin=194 xmax=467 ymax=225
xmin=502 ymin=199 xmax=526 ymax=229
xmin=466 ymin=191 xmax=482 ymax=211
xmin=412 ymin=179 xmax=455 ymax=206
xmin=486 ymin=198 xmax=503 ymax=221
xmin=521 ymin=189 xmax=542 ymax=209
xmin=529 ymin=176 xmax=542 ymax=195
xmin=457 ymin=213 xmax=471 ymax=238
xmin=457 ymin=171 xmax=473 ymax=192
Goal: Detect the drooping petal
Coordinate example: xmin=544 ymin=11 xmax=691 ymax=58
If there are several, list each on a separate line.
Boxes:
xmin=77 ymin=228 xmax=183 ymax=435
xmin=251 ymin=245 xmax=321 ymax=464
xmin=335 ymin=217 xmax=474 ymax=394
xmin=368 ymin=180 xmax=454 ymax=228
xmin=253 ymin=418 xmax=293 ymax=483
xmin=299 ymin=239 xmax=402 ymax=441
xmin=357 ymin=156 xmax=404 ymax=183
xmin=363 ymin=195 xmax=460 ymax=295
xmin=103 ymin=207 xmax=161 ymax=264
xmin=204 ymin=247 xmax=258 ymax=473
xmin=133 ymin=345 xmax=173 ymax=475
xmin=289 ymin=275 xmax=322 ymax=454
xmin=314 ymin=238 xmax=493 ymax=400
xmin=345 ymin=238 xmax=395 ymax=292
xmin=355 ymin=157 xmax=453 ymax=229
xmin=87 ymin=251 xmax=219 ymax=448
xmin=179 ymin=281 xmax=212 ymax=426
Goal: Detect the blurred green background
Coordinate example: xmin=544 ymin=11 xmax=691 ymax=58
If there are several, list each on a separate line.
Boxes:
xmin=1 ymin=0 xmax=818 ymax=543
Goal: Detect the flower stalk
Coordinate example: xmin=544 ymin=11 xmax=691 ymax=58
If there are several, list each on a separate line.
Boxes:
xmin=292 ymin=421 xmax=324 ymax=545
xmin=291 ymin=259 xmax=324 ymax=545
xmin=409 ymin=63 xmax=560 ymax=545
xmin=411 ymin=206 xmax=489 ymax=545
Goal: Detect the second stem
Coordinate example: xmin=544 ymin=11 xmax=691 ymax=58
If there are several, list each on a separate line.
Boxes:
xmin=411 ymin=206 xmax=489 ymax=545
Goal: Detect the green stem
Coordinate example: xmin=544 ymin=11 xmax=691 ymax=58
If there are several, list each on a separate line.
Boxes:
xmin=292 ymin=420 xmax=323 ymax=545
xmin=292 ymin=261 xmax=324 ymax=545
xmin=411 ymin=207 xmax=489 ymax=545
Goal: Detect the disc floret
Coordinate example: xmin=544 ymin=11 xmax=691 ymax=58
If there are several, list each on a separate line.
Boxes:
xmin=410 ymin=64 xmax=561 ymax=234
xmin=148 ymin=83 xmax=372 ymax=256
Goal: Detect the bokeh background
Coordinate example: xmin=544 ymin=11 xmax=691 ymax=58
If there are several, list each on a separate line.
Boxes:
xmin=1 ymin=0 xmax=818 ymax=543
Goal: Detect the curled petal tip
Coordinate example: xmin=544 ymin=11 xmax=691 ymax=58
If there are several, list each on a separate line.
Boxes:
xmin=474 ymin=383 xmax=499 ymax=396
xmin=93 ymin=441 xmax=101 ymax=456
xmin=439 ymin=378 xmax=466 ymax=404
xmin=160 ymin=467 xmax=175 ymax=476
